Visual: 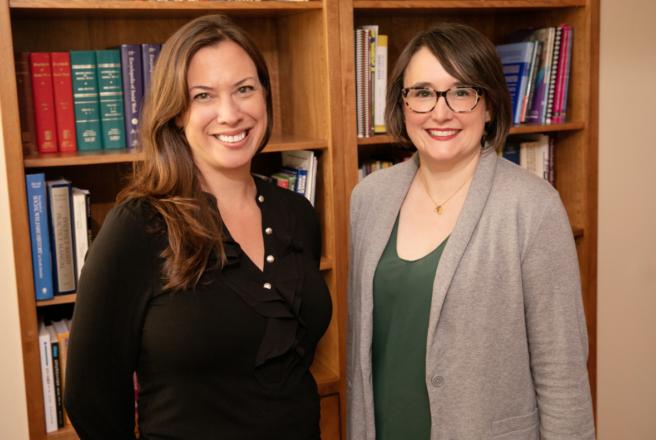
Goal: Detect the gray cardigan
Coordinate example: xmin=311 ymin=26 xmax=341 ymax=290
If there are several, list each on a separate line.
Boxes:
xmin=347 ymin=151 xmax=595 ymax=440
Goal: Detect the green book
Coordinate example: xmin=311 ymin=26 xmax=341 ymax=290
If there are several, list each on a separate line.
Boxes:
xmin=96 ymin=49 xmax=126 ymax=149
xmin=69 ymin=51 xmax=102 ymax=150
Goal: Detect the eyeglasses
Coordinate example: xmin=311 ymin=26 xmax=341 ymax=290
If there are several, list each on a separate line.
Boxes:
xmin=401 ymin=86 xmax=482 ymax=113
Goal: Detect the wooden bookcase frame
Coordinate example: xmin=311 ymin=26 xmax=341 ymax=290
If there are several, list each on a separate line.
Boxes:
xmin=0 ymin=0 xmax=598 ymax=439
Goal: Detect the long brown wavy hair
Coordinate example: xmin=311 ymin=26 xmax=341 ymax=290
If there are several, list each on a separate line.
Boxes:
xmin=118 ymin=14 xmax=273 ymax=291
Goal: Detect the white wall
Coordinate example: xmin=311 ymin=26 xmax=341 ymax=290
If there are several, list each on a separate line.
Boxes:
xmin=597 ymin=0 xmax=656 ymax=438
xmin=0 ymin=106 xmax=29 ymax=438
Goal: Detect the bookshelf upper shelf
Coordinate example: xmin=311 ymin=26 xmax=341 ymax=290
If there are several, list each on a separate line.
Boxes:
xmin=353 ymin=0 xmax=586 ymax=10
xmin=9 ymin=0 xmax=321 ymax=16
xmin=24 ymin=134 xmax=328 ymax=168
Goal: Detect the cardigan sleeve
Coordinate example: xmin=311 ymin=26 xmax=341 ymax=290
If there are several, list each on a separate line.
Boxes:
xmin=64 ymin=201 xmax=158 ymax=440
xmin=521 ymin=191 xmax=595 ymax=439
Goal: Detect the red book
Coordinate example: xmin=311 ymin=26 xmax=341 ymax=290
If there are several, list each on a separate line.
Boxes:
xmin=51 ymin=52 xmax=77 ymax=152
xmin=29 ymin=52 xmax=58 ymax=153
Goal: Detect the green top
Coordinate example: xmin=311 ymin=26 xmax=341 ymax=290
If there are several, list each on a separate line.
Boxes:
xmin=372 ymin=217 xmax=448 ymax=440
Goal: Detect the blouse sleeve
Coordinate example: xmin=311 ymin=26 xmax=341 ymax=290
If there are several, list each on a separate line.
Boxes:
xmin=521 ymin=192 xmax=595 ymax=439
xmin=64 ymin=201 xmax=158 ymax=439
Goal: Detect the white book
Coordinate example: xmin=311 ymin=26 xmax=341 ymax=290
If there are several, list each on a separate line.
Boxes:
xmin=374 ymin=35 xmax=388 ymax=133
xmin=72 ymin=187 xmax=90 ymax=280
xmin=39 ymin=322 xmax=58 ymax=432
xmin=47 ymin=179 xmax=76 ymax=294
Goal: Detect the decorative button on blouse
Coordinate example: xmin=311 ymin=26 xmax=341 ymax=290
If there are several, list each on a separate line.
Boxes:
xmin=266 ymin=255 xmax=275 ymax=263
xmin=263 ymin=282 xmax=272 ymax=290
xmin=265 ymin=227 xmax=273 ymax=235
xmin=258 ymin=195 xmax=265 ymax=203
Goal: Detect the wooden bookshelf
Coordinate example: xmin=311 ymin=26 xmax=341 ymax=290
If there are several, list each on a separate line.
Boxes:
xmin=339 ymin=0 xmax=599 ymax=415
xmin=0 ymin=0 xmax=348 ymax=439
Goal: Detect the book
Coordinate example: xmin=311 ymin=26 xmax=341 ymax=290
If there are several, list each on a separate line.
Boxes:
xmin=29 ymin=52 xmax=58 ymax=153
xmin=96 ymin=49 xmax=126 ymax=149
xmin=525 ymin=27 xmax=556 ymax=124
xmin=47 ymin=324 xmax=64 ymax=428
xmin=545 ymin=26 xmax=563 ymax=124
xmin=141 ymin=43 xmax=161 ymax=96
xmin=360 ymin=25 xmax=378 ymax=136
xmin=26 ymin=173 xmax=54 ymax=301
xmin=38 ymin=321 xmax=57 ymax=433
xmin=496 ymin=42 xmax=535 ymax=125
xmin=552 ymin=25 xmax=573 ymax=124
xmin=51 ymin=52 xmax=77 ymax=152
xmin=374 ymin=34 xmax=388 ymax=133
xmin=47 ymin=179 xmax=76 ymax=294
xmin=72 ymin=187 xmax=91 ymax=280
xmin=14 ymin=52 xmax=38 ymax=156
xmin=70 ymin=50 xmax=103 ymax=150
xmin=120 ymin=44 xmax=144 ymax=149
xmin=51 ymin=319 xmax=71 ymax=426
xmin=519 ymin=134 xmax=550 ymax=181
xmin=355 ymin=28 xmax=366 ymax=138
xmin=521 ymin=40 xmax=542 ymax=123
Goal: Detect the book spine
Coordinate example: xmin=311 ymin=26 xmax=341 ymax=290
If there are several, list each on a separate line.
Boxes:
xmin=72 ymin=188 xmax=90 ymax=281
xmin=29 ymin=52 xmax=58 ymax=153
xmin=26 ymin=173 xmax=54 ymax=301
xmin=374 ymin=35 xmax=388 ymax=134
xmin=522 ymin=41 xmax=542 ymax=123
xmin=120 ymin=44 xmax=143 ymax=149
xmin=96 ymin=49 xmax=126 ymax=149
xmin=47 ymin=180 xmax=77 ymax=294
xmin=141 ymin=43 xmax=161 ymax=96
xmin=363 ymin=29 xmax=372 ymax=137
xmin=49 ymin=334 xmax=64 ymax=428
xmin=39 ymin=323 xmax=57 ymax=433
xmin=15 ymin=52 xmax=38 ymax=156
xmin=554 ymin=25 xmax=573 ymax=124
xmin=355 ymin=29 xmax=365 ymax=138
xmin=51 ymin=52 xmax=77 ymax=152
xmin=70 ymin=51 xmax=103 ymax=150
xmin=546 ymin=27 xmax=563 ymax=124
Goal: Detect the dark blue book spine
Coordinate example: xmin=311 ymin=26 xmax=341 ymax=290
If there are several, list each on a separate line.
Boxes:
xmin=120 ymin=44 xmax=143 ymax=149
xmin=26 ymin=173 xmax=54 ymax=300
xmin=141 ymin=43 xmax=161 ymax=96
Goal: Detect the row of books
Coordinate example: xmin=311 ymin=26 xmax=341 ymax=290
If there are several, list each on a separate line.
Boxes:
xmin=496 ymin=24 xmax=573 ymax=126
xmin=355 ymin=25 xmax=388 ymax=138
xmin=502 ymin=134 xmax=555 ymax=185
xmin=263 ymin=150 xmax=318 ymax=206
xmin=26 ymin=173 xmax=92 ymax=300
xmin=39 ymin=318 xmax=72 ymax=432
xmin=16 ymin=44 xmax=161 ymax=155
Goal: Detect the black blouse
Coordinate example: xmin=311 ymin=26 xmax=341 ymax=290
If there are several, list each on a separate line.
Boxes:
xmin=64 ymin=178 xmax=332 ymax=440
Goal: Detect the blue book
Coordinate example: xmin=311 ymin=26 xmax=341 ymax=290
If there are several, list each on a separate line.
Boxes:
xmin=496 ymin=41 xmax=535 ymax=125
xmin=119 ymin=44 xmax=143 ymax=149
xmin=141 ymin=43 xmax=161 ymax=96
xmin=26 ymin=173 xmax=54 ymax=300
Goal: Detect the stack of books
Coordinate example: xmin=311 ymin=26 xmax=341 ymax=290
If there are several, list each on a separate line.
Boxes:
xmin=15 ymin=44 xmax=162 ymax=155
xmin=354 ymin=25 xmax=388 ymax=138
xmin=496 ymin=24 xmax=573 ymax=126
xmin=266 ymin=150 xmax=318 ymax=206
xmin=502 ymin=134 xmax=555 ymax=186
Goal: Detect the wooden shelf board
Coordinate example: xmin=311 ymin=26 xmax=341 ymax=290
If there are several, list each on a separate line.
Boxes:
xmin=356 ymin=122 xmax=585 ymax=147
xmin=10 ymin=0 xmax=321 ymax=14
xmin=47 ymin=425 xmax=77 ymax=440
xmin=311 ymin=359 xmax=340 ymax=396
xmin=24 ymin=134 xmax=327 ymax=168
xmin=354 ymin=0 xmax=586 ymax=10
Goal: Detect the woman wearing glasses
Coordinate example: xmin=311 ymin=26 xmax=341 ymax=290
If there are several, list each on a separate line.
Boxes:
xmin=347 ymin=23 xmax=594 ymax=439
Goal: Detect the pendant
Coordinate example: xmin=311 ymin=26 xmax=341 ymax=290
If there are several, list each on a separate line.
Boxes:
xmin=435 ymin=205 xmax=443 ymax=215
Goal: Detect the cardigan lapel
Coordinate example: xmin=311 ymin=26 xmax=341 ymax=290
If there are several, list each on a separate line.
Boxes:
xmin=425 ymin=151 xmax=497 ymax=351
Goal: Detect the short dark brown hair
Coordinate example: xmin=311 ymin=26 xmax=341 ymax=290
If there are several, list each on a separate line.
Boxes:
xmin=385 ymin=22 xmax=512 ymax=152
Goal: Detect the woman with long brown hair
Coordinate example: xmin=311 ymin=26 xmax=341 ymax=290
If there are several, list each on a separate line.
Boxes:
xmin=65 ymin=14 xmax=331 ymax=439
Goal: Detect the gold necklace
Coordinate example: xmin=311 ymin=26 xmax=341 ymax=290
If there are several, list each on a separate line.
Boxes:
xmin=418 ymin=167 xmax=471 ymax=215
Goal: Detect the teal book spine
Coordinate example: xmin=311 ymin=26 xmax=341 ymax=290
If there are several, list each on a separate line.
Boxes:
xmin=96 ymin=49 xmax=126 ymax=149
xmin=69 ymin=51 xmax=102 ymax=150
